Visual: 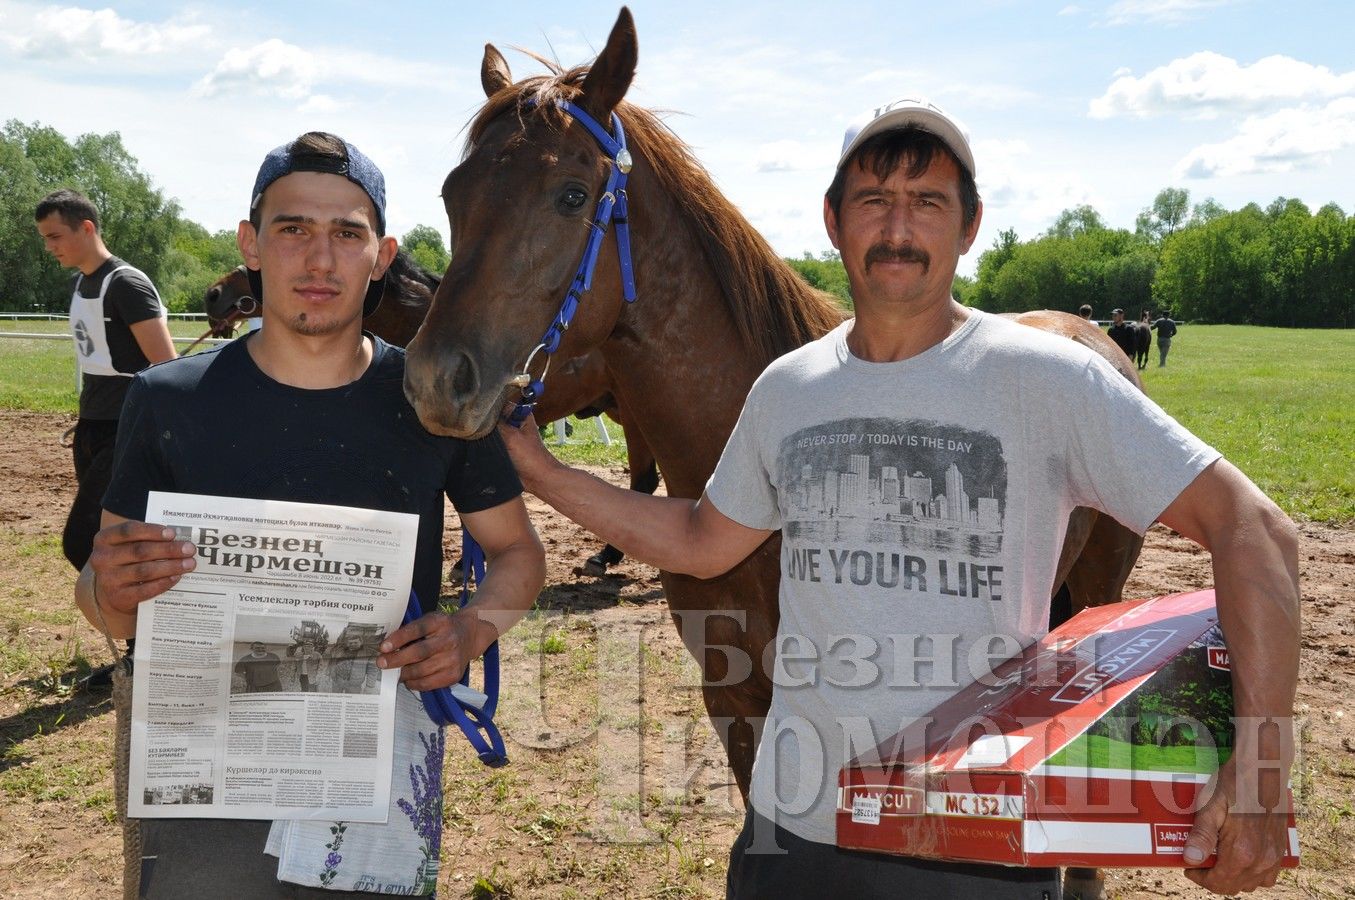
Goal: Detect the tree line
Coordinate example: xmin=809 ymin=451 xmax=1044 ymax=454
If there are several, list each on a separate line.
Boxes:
xmin=1 ymin=121 xmax=450 ymax=314
xmin=962 ymin=189 xmax=1354 ymax=327
xmin=4 ymin=121 xmax=1349 ymax=327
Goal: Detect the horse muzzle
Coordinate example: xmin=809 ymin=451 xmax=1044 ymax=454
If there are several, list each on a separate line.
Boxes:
xmin=403 ymin=344 xmax=508 ymax=439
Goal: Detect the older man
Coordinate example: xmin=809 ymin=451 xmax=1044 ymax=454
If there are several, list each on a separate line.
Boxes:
xmin=501 ymin=99 xmax=1297 ymax=897
xmin=77 ymin=131 xmax=545 ymax=898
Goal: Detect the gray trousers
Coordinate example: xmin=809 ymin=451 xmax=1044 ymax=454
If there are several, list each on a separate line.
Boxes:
xmin=138 ymin=819 xmax=430 ymax=899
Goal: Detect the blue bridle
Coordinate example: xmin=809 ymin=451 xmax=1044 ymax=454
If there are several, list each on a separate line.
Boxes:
xmin=421 ymin=98 xmax=640 ymax=767
xmin=507 ymin=98 xmax=639 ymax=426
xmin=404 ymin=531 xmax=506 ymax=766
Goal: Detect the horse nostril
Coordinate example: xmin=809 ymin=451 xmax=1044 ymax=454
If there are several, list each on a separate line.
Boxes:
xmin=451 ymin=352 xmax=477 ymax=399
xmin=206 ymin=288 xmax=219 ymax=303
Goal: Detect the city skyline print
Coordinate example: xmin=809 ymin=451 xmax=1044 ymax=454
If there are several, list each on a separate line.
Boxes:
xmin=777 ymin=417 xmax=1009 ymax=559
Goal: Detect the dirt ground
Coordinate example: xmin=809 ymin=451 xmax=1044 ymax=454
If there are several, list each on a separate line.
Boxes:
xmin=1 ymin=408 xmax=1351 ymax=899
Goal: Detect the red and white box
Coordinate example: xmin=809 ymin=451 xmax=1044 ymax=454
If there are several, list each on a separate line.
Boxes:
xmin=837 ymin=589 xmax=1300 ymax=868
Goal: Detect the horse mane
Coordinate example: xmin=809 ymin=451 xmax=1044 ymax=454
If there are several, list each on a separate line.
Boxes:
xmin=388 ymin=249 xmax=441 ymax=292
xmin=468 ymin=61 xmax=846 ymax=365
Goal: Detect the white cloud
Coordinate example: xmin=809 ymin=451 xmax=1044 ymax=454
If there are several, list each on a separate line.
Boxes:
xmin=1104 ymin=0 xmax=1237 ymax=26
xmin=194 ymin=38 xmax=319 ymax=100
xmin=3 ymin=3 xmax=208 ymax=60
xmin=755 ymin=139 xmax=832 ymax=173
xmin=193 ymin=38 xmax=462 ymax=105
xmin=1176 ymin=97 xmax=1355 ymax=178
xmin=1090 ymin=52 xmax=1355 ymax=119
xmin=1058 ymin=5 xmax=1084 ymax=15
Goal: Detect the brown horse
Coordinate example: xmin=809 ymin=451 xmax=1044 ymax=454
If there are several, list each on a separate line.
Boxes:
xmin=402 ymin=9 xmax=1144 ymax=797
xmin=201 ymin=254 xmax=660 ymax=575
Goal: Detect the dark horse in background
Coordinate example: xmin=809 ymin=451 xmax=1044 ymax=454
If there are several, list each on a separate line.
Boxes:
xmin=1133 ymin=315 xmax=1153 ymax=371
xmin=401 ymin=9 xmax=1146 ymax=801
xmin=202 ymin=253 xmax=659 ymax=576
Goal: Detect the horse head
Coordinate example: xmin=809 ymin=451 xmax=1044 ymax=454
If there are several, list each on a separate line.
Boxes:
xmin=202 ymin=265 xmax=256 ymax=337
xmin=404 ymin=8 xmax=639 ymax=439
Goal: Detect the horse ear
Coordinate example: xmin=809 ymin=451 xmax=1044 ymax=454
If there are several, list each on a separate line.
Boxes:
xmin=481 ymin=43 xmax=512 ymax=97
xmin=577 ymin=7 xmax=637 ymax=120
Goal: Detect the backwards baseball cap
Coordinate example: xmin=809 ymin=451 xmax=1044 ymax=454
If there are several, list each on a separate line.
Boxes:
xmin=838 ymin=97 xmax=976 ymax=179
xmin=248 ymin=133 xmax=388 ymax=316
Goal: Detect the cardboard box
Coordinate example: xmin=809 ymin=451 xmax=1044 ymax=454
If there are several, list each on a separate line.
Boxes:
xmin=837 ymin=589 xmax=1299 ymax=868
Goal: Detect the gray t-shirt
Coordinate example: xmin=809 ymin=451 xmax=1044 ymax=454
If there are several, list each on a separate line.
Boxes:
xmin=705 ymin=309 xmax=1219 ymax=844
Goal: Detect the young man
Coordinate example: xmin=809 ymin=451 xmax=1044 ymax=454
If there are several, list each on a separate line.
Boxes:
xmin=78 ymin=132 xmax=545 ymax=898
xmin=36 ymin=190 xmax=177 ymax=686
xmin=498 ymin=99 xmax=1299 ymax=897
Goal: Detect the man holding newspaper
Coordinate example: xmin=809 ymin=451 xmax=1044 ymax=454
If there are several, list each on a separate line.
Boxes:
xmin=76 ymin=131 xmax=545 ymax=898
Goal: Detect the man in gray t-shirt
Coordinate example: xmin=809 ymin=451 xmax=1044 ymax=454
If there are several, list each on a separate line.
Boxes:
xmin=500 ymin=98 xmax=1299 ymax=898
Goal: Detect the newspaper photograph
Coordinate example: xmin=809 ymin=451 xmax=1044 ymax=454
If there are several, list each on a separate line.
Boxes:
xmin=127 ymin=491 xmax=420 ymax=822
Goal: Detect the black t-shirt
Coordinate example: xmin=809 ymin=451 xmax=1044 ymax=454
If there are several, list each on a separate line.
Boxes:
xmin=104 ymin=334 xmax=522 ymax=610
xmin=74 ymin=256 xmax=164 ymax=421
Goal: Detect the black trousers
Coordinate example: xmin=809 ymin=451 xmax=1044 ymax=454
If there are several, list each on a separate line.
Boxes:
xmin=64 ymin=417 xmax=118 ymax=571
xmin=727 ymin=809 xmax=1061 ymax=899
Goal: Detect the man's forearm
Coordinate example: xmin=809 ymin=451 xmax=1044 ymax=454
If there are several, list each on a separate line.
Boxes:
xmin=527 ymin=463 xmax=712 ymax=576
xmin=460 ymin=540 xmax=547 ymax=656
xmin=1208 ymin=500 xmax=1300 ymax=810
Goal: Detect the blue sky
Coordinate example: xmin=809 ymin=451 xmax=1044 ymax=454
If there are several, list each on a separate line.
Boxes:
xmin=2 ymin=0 xmax=1351 ymax=276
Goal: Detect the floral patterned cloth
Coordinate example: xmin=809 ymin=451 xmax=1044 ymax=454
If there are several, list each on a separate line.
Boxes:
xmin=266 ymin=687 xmax=443 ymax=895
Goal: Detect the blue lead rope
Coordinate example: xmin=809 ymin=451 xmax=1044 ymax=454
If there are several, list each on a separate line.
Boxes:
xmin=403 ymin=530 xmax=507 ymax=767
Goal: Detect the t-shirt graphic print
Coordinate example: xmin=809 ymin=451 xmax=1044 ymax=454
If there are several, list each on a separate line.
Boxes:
xmin=778 ymin=417 xmax=1007 ymax=603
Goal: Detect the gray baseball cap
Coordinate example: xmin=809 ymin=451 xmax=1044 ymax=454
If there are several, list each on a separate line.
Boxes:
xmin=839 ymin=97 xmax=976 ymax=179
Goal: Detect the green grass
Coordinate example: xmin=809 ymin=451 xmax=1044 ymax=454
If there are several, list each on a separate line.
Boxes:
xmin=1046 ymin=732 xmax=1234 ymax=774
xmin=1139 ymin=326 xmax=1355 ymax=522
xmin=0 ymin=316 xmax=212 ymax=414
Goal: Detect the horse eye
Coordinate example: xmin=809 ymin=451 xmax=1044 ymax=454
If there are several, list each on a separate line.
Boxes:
xmin=557 ymin=186 xmax=589 ymax=214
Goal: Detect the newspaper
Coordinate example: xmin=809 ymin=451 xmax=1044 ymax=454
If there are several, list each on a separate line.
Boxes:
xmin=127 ymin=492 xmax=419 ymax=822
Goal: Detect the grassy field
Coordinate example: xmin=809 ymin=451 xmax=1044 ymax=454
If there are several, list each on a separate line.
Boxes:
xmin=1139 ymin=325 xmax=1355 ymax=523
xmin=1 ymin=319 xmax=1351 ymax=520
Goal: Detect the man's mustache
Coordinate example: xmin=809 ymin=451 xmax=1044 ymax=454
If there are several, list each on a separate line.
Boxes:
xmin=865 ymin=243 xmax=930 ymax=273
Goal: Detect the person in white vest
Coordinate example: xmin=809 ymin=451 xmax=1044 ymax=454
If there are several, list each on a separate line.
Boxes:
xmin=35 ymin=189 xmax=177 ymax=686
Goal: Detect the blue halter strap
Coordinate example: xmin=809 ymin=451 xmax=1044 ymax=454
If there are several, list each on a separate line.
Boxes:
xmin=507 ymin=99 xmax=638 ymax=426
xmin=403 ymin=530 xmax=507 ymax=767
xmin=428 ymin=99 xmax=640 ymax=766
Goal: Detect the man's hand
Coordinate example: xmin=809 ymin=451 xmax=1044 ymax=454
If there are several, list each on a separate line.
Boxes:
xmin=376 ymin=610 xmax=496 ymax=692
xmin=78 ymin=514 xmax=197 ymax=637
xmin=1183 ymin=756 xmax=1291 ymax=893
xmin=496 ymin=412 xmax=564 ymax=493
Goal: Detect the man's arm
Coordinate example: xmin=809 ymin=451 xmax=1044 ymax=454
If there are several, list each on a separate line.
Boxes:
xmin=76 ymin=511 xmax=199 ymax=639
xmin=1157 ymin=458 xmax=1300 ymax=895
xmin=497 ymin=415 xmax=773 ymax=579
xmin=377 ymin=496 xmax=546 ymax=691
xmin=128 ymin=317 xmax=177 ymax=365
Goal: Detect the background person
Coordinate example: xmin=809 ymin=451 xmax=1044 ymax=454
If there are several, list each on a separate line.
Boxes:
xmin=75 ymin=131 xmax=545 ymax=898
xmin=1153 ymin=311 xmax=1179 ymax=366
xmin=1106 ymin=307 xmax=1137 ymax=360
xmin=35 ymin=189 xmax=177 ymax=686
xmin=498 ymin=96 xmax=1299 ymax=898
